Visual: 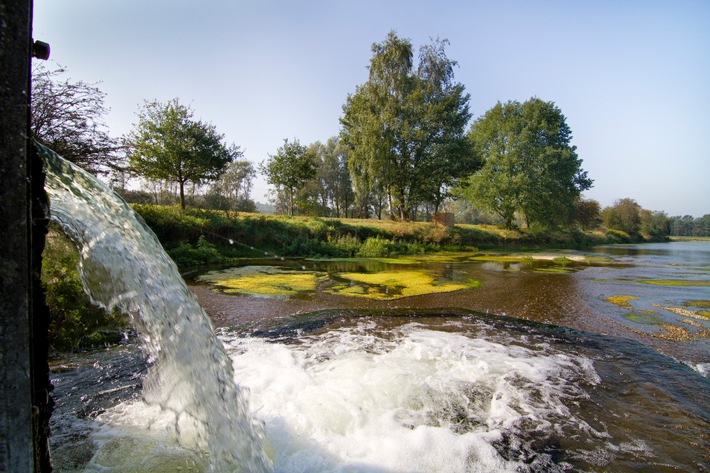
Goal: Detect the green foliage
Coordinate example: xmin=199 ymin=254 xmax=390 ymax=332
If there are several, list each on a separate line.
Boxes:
xmin=131 ymin=204 xmax=627 ymax=269
xmin=126 ymin=98 xmax=239 ymax=209
xmin=340 ymin=31 xmax=477 ymax=220
xmin=42 ymin=228 xmax=129 ymax=351
xmin=261 ymin=138 xmax=317 ymax=216
xmin=296 ymin=137 xmax=354 ymax=218
xmin=462 ymin=98 xmax=592 ymax=230
xmin=670 ymin=214 xmax=710 ymax=237
xmin=574 ymin=198 xmax=602 ymax=230
xmin=605 ymin=228 xmax=632 ymax=243
xmin=167 ymin=235 xmax=225 ymax=268
xmin=357 ymin=237 xmax=397 ymax=257
xmin=641 ymin=209 xmax=671 ymax=241
xmin=207 ymin=159 xmax=257 ymax=212
xmin=601 ymin=198 xmax=642 ymax=238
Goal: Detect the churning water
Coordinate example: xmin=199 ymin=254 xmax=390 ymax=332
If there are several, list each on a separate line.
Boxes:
xmin=42 ymin=144 xmax=709 ymax=472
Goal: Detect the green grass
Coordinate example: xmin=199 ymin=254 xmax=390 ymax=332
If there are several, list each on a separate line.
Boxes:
xmin=130 ymin=204 xmax=642 ymax=270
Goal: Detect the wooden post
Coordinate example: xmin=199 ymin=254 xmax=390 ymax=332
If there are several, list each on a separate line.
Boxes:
xmin=1 ymin=1 xmax=52 ymax=471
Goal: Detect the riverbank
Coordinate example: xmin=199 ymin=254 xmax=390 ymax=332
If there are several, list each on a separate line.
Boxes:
xmin=131 ymin=204 xmax=647 ymax=270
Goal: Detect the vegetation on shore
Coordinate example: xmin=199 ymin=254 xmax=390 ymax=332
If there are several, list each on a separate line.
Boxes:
xmin=130 ymin=204 xmax=647 ymax=269
xmin=40 ymin=203 xmax=696 ymax=351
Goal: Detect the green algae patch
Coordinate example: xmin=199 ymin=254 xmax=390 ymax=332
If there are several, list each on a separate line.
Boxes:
xmin=533 ymin=266 xmax=575 ymax=274
xmin=604 ymin=295 xmax=639 ymax=310
xmin=684 ymin=300 xmax=710 ymax=309
xmin=312 ymin=257 xmax=422 ymax=265
xmin=636 ymin=279 xmax=710 ymax=287
xmin=326 ymin=270 xmax=474 ymax=300
xmin=623 ymin=313 xmax=664 ymax=325
xmin=197 ymin=266 xmax=326 ymax=297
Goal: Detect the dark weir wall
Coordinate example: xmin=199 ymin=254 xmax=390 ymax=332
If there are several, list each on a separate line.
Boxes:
xmin=1 ymin=1 xmax=52 ymax=471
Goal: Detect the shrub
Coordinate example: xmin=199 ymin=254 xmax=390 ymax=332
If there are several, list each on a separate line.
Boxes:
xmin=605 ymin=229 xmax=631 ymax=243
xmin=357 ymin=237 xmax=396 ymax=257
xmin=167 ymin=235 xmax=225 ymax=267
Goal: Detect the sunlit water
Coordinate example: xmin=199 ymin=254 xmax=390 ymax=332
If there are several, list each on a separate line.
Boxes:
xmin=42 ymin=144 xmax=709 ymax=471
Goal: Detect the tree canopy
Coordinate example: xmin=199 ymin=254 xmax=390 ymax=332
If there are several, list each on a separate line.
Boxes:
xmin=31 ymin=64 xmax=121 ymax=175
xmin=260 ymin=138 xmax=317 ymax=216
xmin=462 ymin=98 xmax=593 ymax=229
xmin=125 ymin=98 xmax=238 ymax=209
xmin=340 ymin=31 xmax=477 ymax=220
xmin=207 ymin=159 xmax=256 ymax=212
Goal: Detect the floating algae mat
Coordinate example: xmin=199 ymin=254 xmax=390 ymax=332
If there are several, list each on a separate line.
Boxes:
xmin=326 ymin=270 xmax=479 ymax=300
xmin=636 ymin=279 xmax=710 ymax=287
xmin=604 ymin=295 xmax=641 ymax=311
xmin=197 ymin=265 xmax=326 ymax=297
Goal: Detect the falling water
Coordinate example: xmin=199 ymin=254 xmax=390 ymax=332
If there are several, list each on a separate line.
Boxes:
xmin=40 ymin=143 xmax=273 ymax=472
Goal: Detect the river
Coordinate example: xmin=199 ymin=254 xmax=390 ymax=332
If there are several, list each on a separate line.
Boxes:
xmin=49 ymin=241 xmax=710 ymax=472
xmin=190 ymin=241 xmax=710 ymax=370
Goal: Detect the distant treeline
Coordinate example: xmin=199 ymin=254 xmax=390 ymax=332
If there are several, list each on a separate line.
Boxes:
xmin=669 ymin=214 xmax=710 ymax=237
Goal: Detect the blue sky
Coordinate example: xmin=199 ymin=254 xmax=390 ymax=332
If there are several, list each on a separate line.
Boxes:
xmin=33 ymin=0 xmax=710 ymax=217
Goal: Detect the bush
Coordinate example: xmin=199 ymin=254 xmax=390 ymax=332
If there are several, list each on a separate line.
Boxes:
xmin=357 ymin=237 xmax=396 ymax=257
xmin=605 ymin=229 xmax=631 ymax=243
xmin=167 ymin=235 xmax=226 ymax=267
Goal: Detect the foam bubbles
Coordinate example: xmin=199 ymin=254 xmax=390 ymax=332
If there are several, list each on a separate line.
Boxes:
xmin=221 ymin=322 xmax=600 ymax=472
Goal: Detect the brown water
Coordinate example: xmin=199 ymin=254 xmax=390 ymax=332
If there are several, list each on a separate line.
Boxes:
xmin=190 ymin=243 xmax=710 ymax=367
xmin=49 ymin=242 xmax=710 ymax=472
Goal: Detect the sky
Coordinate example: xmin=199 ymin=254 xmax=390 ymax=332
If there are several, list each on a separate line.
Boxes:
xmin=33 ymin=0 xmax=710 ymax=217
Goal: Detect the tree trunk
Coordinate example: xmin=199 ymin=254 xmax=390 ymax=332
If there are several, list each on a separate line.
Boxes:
xmin=179 ymin=181 xmax=186 ymax=209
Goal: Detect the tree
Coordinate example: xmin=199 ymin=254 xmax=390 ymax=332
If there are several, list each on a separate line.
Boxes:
xmin=574 ymin=198 xmax=602 ymax=230
xmin=31 ymin=63 xmax=121 ymax=175
xmin=302 ymin=137 xmax=353 ymax=217
xmin=208 ymin=159 xmax=256 ymax=211
xmin=641 ymin=209 xmax=671 ymax=240
xmin=462 ymin=98 xmax=593 ymax=229
xmin=340 ymin=32 xmax=476 ymax=220
xmin=126 ymin=98 xmax=238 ymax=209
xmin=602 ymin=198 xmax=642 ymax=237
xmin=260 ymin=138 xmax=317 ymax=216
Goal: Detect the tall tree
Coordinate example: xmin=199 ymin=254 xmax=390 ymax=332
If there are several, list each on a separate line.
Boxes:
xmin=340 ymin=32 xmax=476 ymax=220
xmin=209 ymin=159 xmax=256 ymax=211
xmin=602 ymin=198 xmax=642 ymax=236
xmin=574 ymin=198 xmax=602 ymax=230
xmin=260 ymin=138 xmax=317 ymax=216
xmin=126 ymin=98 xmax=238 ymax=209
xmin=463 ymin=98 xmax=593 ymax=229
xmin=31 ymin=64 xmax=121 ymax=175
xmin=641 ymin=209 xmax=671 ymax=240
xmin=304 ymin=137 xmax=353 ymax=217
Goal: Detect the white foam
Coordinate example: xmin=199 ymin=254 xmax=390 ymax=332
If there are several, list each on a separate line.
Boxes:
xmin=221 ymin=323 xmax=600 ymax=472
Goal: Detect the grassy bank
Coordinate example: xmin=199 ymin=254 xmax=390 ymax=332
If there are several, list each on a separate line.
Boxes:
xmin=41 ymin=204 xmax=658 ymax=350
xmin=131 ymin=204 xmax=625 ymax=269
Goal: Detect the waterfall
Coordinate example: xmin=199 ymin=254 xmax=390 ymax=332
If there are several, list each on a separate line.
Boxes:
xmin=39 ymin=143 xmax=273 ymax=472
